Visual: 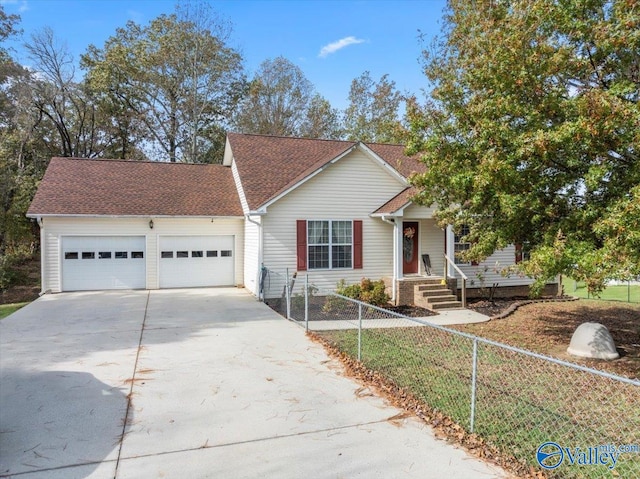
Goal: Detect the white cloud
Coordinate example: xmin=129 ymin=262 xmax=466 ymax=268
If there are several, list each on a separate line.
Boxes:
xmin=0 ymin=0 xmax=29 ymax=12
xmin=318 ymin=36 xmax=366 ymax=58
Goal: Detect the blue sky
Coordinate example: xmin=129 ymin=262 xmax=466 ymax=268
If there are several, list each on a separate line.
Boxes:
xmin=3 ymin=0 xmax=447 ymax=110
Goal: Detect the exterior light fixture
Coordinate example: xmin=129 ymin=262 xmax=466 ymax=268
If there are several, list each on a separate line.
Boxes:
xmin=149 ymin=219 xmax=154 ymax=229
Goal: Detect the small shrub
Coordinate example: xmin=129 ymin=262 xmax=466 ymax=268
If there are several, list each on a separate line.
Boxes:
xmin=336 ymin=278 xmax=390 ymax=307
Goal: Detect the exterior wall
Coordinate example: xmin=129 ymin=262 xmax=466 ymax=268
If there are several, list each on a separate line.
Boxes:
xmin=243 ymin=216 xmax=261 ymax=296
xmin=261 ymin=148 xmax=405 ymax=294
xmin=231 ymin=159 xmax=250 ymax=214
xmin=416 ymin=218 xmax=445 ymax=277
xmin=40 ymin=216 xmax=244 ymax=292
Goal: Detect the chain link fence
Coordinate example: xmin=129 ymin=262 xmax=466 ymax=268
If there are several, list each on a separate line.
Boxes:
xmin=261 ymin=268 xmax=640 ymax=478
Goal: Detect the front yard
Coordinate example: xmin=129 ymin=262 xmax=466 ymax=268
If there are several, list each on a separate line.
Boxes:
xmin=452 ymin=300 xmax=639 ymax=380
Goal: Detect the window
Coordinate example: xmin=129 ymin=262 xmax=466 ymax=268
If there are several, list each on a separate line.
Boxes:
xmin=65 ymin=252 xmax=78 ymax=260
xmin=176 ymin=251 xmax=188 ymax=258
xmin=99 ymin=252 xmax=112 ymax=259
xmin=206 ymin=250 xmax=218 ymax=257
xmin=307 ymin=220 xmax=352 ymax=270
xmin=131 ymin=251 xmax=144 ymax=259
xmin=82 ymin=252 xmax=95 ymax=259
xmin=454 ymin=225 xmax=471 ymax=265
xmin=191 ymin=251 xmax=203 ymax=258
xmin=115 ymin=251 xmax=128 ymax=259
xmin=161 ymin=251 xmax=173 ymax=259
xmin=221 ymin=250 xmax=232 ymax=257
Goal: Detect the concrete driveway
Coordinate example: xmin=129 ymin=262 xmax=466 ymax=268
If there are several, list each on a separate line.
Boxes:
xmin=0 ymin=289 xmax=507 ymax=479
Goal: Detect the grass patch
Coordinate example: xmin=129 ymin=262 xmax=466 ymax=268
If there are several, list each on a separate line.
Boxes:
xmin=563 ymin=278 xmax=640 ymax=303
xmin=319 ymin=310 xmax=640 ymax=479
xmin=0 ymin=302 xmax=28 ymax=319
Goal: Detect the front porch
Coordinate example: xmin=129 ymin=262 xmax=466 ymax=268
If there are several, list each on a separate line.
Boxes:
xmin=386 ymin=275 xmax=463 ymax=310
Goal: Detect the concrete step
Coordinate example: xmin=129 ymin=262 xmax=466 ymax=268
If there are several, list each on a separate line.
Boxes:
xmin=423 ymin=294 xmax=457 ymax=303
xmin=419 ymin=289 xmax=454 ymax=298
xmin=430 ymin=301 xmax=464 ymax=310
xmin=416 ymin=283 xmax=449 ymax=292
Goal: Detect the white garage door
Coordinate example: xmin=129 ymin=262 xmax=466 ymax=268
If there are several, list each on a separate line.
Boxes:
xmin=159 ymin=236 xmax=234 ymax=288
xmin=62 ymin=236 xmax=146 ymax=291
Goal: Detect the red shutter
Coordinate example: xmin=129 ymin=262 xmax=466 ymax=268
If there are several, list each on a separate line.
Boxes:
xmin=353 ymin=220 xmax=363 ymax=269
xmin=515 ymin=243 xmax=523 ymax=264
xmin=296 ymin=220 xmax=307 ymax=271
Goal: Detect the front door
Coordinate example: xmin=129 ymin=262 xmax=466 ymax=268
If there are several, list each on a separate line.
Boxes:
xmin=402 ymin=222 xmax=419 ymax=274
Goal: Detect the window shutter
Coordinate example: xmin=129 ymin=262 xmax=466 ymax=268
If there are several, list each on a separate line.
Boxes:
xmin=515 ymin=243 xmax=523 ymax=264
xmin=353 ymin=220 xmax=363 ymax=269
xmin=296 ymin=220 xmax=307 ymax=271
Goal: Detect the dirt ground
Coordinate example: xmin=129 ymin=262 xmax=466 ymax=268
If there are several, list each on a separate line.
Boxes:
xmin=0 ymin=259 xmax=40 ymax=304
xmin=453 ymin=299 xmax=640 ymax=380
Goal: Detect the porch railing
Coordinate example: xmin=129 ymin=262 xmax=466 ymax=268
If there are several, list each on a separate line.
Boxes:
xmin=444 ymin=254 xmax=468 ymax=308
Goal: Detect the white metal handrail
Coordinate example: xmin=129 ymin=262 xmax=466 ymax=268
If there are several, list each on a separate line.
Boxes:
xmin=444 ymin=254 xmax=468 ymax=308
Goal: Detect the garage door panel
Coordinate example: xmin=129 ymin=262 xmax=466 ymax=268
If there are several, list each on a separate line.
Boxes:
xmin=62 ymin=236 xmax=146 ymax=291
xmin=159 ymin=236 xmax=234 ymax=288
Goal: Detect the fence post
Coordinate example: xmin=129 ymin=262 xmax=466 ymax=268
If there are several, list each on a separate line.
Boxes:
xmin=285 ymin=268 xmax=291 ymax=320
xmin=628 ymin=281 xmax=631 ymax=303
xmin=470 ymin=338 xmax=478 ymax=433
xmin=358 ymin=302 xmax=363 ymax=361
xmin=304 ymin=274 xmax=309 ymax=331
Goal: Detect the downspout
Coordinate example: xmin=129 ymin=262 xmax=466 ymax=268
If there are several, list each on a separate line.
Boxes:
xmin=245 ymin=214 xmax=263 ymax=300
xmin=37 ymin=216 xmax=46 ymax=295
xmin=381 ymin=216 xmax=397 ymax=302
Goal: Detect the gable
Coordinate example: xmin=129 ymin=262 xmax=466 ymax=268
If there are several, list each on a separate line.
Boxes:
xmin=227 ymin=133 xmax=426 ymax=212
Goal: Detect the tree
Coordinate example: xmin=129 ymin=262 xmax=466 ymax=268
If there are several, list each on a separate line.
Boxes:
xmin=406 ymin=0 xmax=640 ymax=294
xmin=300 ymin=94 xmax=343 ymax=139
xmin=233 ymin=56 xmax=314 ymax=136
xmin=82 ymin=4 xmax=245 ymax=163
xmin=343 ymin=71 xmax=406 ymax=143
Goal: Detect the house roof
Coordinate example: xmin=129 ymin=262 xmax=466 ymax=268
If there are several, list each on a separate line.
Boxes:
xmin=27 ymin=157 xmax=243 ymax=217
xmin=227 ymin=133 xmax=425 ymax=211
xmin=372 ymin=187 xmax=417 ymax=216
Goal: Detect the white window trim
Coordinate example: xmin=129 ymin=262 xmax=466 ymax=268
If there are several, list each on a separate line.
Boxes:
xmin=454 ymin=225 xmax=471 ymax=266
xmin=307 ymin=220 xmax=354 ymax=270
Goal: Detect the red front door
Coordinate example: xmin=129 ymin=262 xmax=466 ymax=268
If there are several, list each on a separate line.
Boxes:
xmin=402 ymin=222 xmax=419 ymax=274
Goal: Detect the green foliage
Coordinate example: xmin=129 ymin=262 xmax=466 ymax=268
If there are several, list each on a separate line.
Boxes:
xmin=344 ymin=71 xmax=408 ymax=143
xmin=335 ymin=278 xmax=390 ymax=307
xmin=81 ymin=5 xmax=245 ymax=163
xmin=407 ymin=0 xmax=640 ymax=294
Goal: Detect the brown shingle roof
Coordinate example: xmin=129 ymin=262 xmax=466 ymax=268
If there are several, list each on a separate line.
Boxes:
xmin=227 ymin=133 xmax=357 ymax=210
xmin=372 ymin=187 xmax=417 ymax=215
xmin=365 ymin=143 xmax=425 ymax=178
xmin=227 ymin=133 xmax=425 ymax=210
xmin=27 ymin=157 xmax=243 ymax=217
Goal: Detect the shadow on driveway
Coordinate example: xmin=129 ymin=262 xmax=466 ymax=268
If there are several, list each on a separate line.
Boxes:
xmin=0 ymin=369 xmax=129 ymax=478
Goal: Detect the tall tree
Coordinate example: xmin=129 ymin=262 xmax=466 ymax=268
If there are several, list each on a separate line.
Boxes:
xmin=233 ymin=56 xmax=315 ymax=137
xmin=343 ymin=71 xmax=406 ymax=143
xmin=300 ymin=93 xmax=343 ymax=139
xmin=82 ymin=5 xmax=245 ymax=163
xmin=407 ymin=0 xmax=640 ymax=294
xmin=25 ymin=28 xmax=108 ymax=158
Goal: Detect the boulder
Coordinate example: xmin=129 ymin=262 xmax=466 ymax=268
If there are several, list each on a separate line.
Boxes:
xmin=567 ymin=322 xmax=619 ymax=360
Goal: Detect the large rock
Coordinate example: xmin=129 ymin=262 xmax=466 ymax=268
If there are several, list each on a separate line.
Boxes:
xmin=567 ymin=322 xmax=619 ymax=360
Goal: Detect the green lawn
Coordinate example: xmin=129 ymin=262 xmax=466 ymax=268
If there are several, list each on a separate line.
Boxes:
xmin=0 ymin=302 xmax=28 ymax=319
xmin=319 ymin=326 xmax=640 ymax=479
xmin=563 ymin=278 xmax=640 ymax=303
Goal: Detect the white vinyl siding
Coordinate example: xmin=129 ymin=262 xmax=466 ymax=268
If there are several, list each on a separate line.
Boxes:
xmin=40 ymin=216 xmax=243 ymax=292
xmin=243 ymin=216 xmax=261 ymax=295
xmin=261 ymin=147 xmax=404 ymax=292
xmin=231 ymin=159 xmax=250 ymax=214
